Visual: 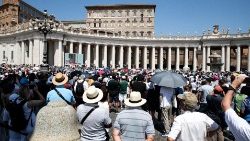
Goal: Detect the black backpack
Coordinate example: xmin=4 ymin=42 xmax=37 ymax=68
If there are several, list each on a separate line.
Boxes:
xmin=5 ymin=97 xmax=30 ymax=131
xmin=75 ymin=81 xmax=84 ymax=94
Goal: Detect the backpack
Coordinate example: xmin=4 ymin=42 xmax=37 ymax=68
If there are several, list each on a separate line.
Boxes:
xmin=5 ymin=97 xmax=29 ymax=131
xmin=75 ymin=81 xmax=84 ymax=94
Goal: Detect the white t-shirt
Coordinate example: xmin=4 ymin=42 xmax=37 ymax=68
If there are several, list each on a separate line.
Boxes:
xmin=168 ymin=111 xmax=219 ymax=141
xmin=197 ymin=85 xmax=213 ymax=103
xmin=160 ymin=87 xmax=174 ymax=107
xmin=225 ymin=108 xmax=250 ymax=141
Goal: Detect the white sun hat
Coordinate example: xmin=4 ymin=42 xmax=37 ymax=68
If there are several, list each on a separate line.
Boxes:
xmin=82 ymin=86 xmax=103 ymax=103
xmin=124 ymin=91 xmax=146 ymax=107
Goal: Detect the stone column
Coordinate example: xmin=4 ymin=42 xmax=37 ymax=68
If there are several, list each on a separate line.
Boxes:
xmin=135 ymin=46 xmax=139 ymax=68
xmin=151 ymin=46 xmax=155 ymax=70
xmin=29 ymin=40 xmax=33 ymax=65
xmin=159 ymin=47 xmax=163 ymax=70
xmin=127 ymin=46 xmax=132 ymax=69
xmin=33 ymin=39 xmax=40 ymax=65
xmin=168 ymin=47 xmax=171 ymax=70
xmin=176 ymin=47 xmax=180 ymax=70
xmin=207 ymin=46 xmax=210 ymax=72
xmin=58 ymin=40 xmax=63 ymax=66
xmin=202 ymin=46 xmax=206 ymax=71
xmin=184 ymin=47 xmax=188 ymax=67
xmin=102 ymin=44 xmax=107 ymax=67
xmin=193 ymin=47 xmax=197 ymax=71
xmin=111 ymin=45 xmax=115 ymax=68
xmin=21 ymin=41 xmax=25 ymax=64
xmin=236 ymin=45 xmax=241 ymax=72
xmin=226 ymin=45 xmax=230 ymax=71
xmin=119 ymin=46 xmax=124 ymax=68
xmin=78 ymin=43 xmax=82 ymax=54
xmin=248 ymin=45 xmax=250 ymax=72
xmin=85 ymin=43 xmax=91 ymax=67
xmin=221 ymin=46 xmax=225 ymax=72
xmin=143 ymin=46 xmax=147 ymax=69
xmin=70 ymin=42 xmax=73 ymax=53
xmin=95 ymin=44 xmax=99 ymax=67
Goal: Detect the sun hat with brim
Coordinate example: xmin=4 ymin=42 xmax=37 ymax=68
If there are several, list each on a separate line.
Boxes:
xmin=124 ymin=91 xmax=146 ymax=107
xmin=177 ymin=92 xmax=198 ymax=108
xmin=52 ymin=73 xmax=68 ymax=86
xmin=82 ymin=86 xmax=103 ymax=103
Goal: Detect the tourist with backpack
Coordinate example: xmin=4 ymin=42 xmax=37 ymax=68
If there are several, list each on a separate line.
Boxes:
xmin=73 ymin=76 xmax=85 ymax=107
xmin=2 ymin=77 xmax=45 ymax=141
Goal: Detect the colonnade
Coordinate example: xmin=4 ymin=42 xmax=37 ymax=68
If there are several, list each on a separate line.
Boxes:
xmin=1 ymin=39 xmax=250 ymax=72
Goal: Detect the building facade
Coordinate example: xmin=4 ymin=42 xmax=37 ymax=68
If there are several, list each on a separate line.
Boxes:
xmin=0 ymin=20 xmax=250 ymax=72
xmin=0 ymin=2 xmax=250 ymax=72
xmin=85 ymin=4 xmax=155 ymax=37
xmin=0 ymin=0 xmax=43 ymax=28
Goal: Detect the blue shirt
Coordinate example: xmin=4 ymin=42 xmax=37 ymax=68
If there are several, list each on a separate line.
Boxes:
xmin=46 ymin=86 xmax=75 ymax=104
xmin=241 ymin=96 xmax=250 ymax=121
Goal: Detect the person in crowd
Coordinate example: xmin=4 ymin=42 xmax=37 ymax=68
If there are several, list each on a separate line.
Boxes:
xmin=191 ymin=79 xmax=197 ymax=93
xmin=46 ymin=72 xmax=75 ymax=105
xmin=119 ymin=76 xmax=128 ymax=109
xmin=73 ymin=76 xmax=85 ymax=107
xmin=131 ymin=74 xmax=147 ymax=111
xmin=77 ymin=86 xmax=112 ymax=141
xmin=159 ymin=86 xmax=175 ymax=136
xmin=2 ymin=77 xmax=45 ymax=141
xmin=197 ymin=78 xmax=213 ymax=112
xmin=221 ymin=74 xmax=250 ymax=141
xmin=112 ymin=91 xmax=155 ymax=141
xmin=167 ymin=92 xmax=219 ymax=141
xmin=107 ymin=74 xmax=120 ymax=113
xmin=240 ymin=85 xmax=250 ymax=123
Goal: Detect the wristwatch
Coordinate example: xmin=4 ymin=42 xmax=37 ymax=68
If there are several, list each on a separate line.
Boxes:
xmin=228 ymin=85 xmax=236 ymax=92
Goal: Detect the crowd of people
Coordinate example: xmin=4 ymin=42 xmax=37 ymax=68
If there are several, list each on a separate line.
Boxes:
xmin=0 ymin=64 xmax=250 ymax=141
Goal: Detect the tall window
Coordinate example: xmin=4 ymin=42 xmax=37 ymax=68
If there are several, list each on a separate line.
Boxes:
xmin=132 ymin=31 xmax=137 ymax=37
xmin=99 ymin=19 xmax=101 ymax=27
xmin=3 ymin=51 xmax=5 ymax=59
xmin=133 ymin=10 xmax=137 ymax=16
xmin=125 ymin=31 xmax=130 ymax=36
xmin=140 ymin=14 xmax=144 ymax=22
xmin=11 ymin=51 xmax=13 ymax=60
xmin=111 ymin=10 xmax=115 ymax=17
xmin=126 ymin=10 xmax=130 ymax=16
xmin=140 ymin=31 xmax=144 ymax=37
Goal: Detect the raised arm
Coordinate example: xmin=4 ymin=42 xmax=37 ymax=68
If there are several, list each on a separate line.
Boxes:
xmin=221 ymin=74 xmax=247 ymax=111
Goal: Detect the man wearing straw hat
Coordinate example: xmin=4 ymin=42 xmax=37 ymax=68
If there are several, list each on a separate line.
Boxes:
xmin=46 ymin=72 xmax=75 ymax=105
xmin=77 ymin=86 xmax=112 ymax=141
xmin=112 ymin=91 xmax=155 ymax=141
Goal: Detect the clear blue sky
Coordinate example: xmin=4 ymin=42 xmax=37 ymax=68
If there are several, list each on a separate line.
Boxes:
xmin=12 ymin=0 xmax=250 ymax=35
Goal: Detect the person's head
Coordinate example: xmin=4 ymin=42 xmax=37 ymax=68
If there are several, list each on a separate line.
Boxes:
xmin=52 ymin=72 xmax=68 ymax=87
xmin=137 ymin=74 xmax=144 ymax=81
xmin=183 ymin=84 xmax=192 ymax=92
xmin=213 ymin=85 xmax=224 ymax=95
xmin=124 ymin=91 xmax=146 ymax=108
xmin=1 ymin=80 xmax=15 ymax=94
xmin=240 ymin=86 xmax=250 ymax=96
xmin=82 ymin=86 xmax=103 ymax=104
xmin=177 ymin=92 xmax=198 ymax=111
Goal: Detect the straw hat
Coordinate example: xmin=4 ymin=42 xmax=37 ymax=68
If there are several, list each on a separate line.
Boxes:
xmin=52 ymin=73 xmax=68 ymax=86
xmin=82 ymin=86 xmax=103 ymax=103
xmin=177 ymin=92 xmax=198 ymax=108
xmin=124 ymin=91 xmax=146 ymax=107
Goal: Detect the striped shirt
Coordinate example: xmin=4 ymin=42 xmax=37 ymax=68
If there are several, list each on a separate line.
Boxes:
xmin=113 ymin=107 xmax=155 ymax=141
